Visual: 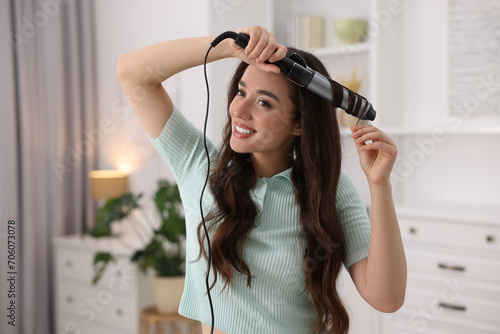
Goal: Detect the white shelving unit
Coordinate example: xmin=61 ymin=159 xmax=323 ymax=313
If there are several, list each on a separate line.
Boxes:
xmin=306 ymin=43 xmax=370 ymax=57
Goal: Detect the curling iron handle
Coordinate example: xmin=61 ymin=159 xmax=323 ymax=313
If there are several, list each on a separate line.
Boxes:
xmin=234 ymin=33 xmax=296 ymax=76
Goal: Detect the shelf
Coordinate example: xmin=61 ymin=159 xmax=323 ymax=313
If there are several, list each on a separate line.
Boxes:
xmin=380 ymin=126 xmax=500 ymax=136
xmin=306 ymin=42 xmax=369 ymax=57
xmin=395 ymin=203 xmax=500 ymax=226
xmin=341 ymin=124 xmax=500 ymax=136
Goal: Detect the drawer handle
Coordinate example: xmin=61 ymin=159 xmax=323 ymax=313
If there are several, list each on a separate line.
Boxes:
xmin=486 ymin=234 xmax=495 ymax=243
xmin=116 ymin=308 xmax=123 ymax=316
xmin=438 ymin=263 xmax=466 ymax=272
xmin=66 ymin=295 xmax=74 ymax=303
xmin=408 ymin=227 xmax=417 ymax=234
xmin=438 ymin=302 xmax=466 ymax=312
xmin=65 ymin=260 xmax=73 ymax=268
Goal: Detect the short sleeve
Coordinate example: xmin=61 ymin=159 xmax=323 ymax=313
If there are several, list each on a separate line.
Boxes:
xmin=336 ymin=173 xmax=371 ymax=271
xmin=148 ymin=105 xmax=218 ymax=189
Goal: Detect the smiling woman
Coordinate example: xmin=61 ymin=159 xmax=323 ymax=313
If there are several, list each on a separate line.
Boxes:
xmin=117 ymin=25 xmax=406 ymax=334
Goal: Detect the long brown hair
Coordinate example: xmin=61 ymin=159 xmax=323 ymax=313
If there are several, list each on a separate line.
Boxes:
xmin=197 ymin=48 xmax=348 ymax=334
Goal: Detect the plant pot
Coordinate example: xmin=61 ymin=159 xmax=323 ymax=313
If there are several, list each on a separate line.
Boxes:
xmin=152 ymin=275 xmax=185 ymax=313
xmin=333 ymin=18 xmax=368 ymax=45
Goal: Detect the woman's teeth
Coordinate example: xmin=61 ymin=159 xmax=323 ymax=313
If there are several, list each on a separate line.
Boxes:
xmin=235 ymin=125 xmax=256 ymax=134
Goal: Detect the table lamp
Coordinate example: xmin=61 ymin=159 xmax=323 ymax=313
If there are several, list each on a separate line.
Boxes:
xmin=89 ymin=170 xmax=128 ymax=200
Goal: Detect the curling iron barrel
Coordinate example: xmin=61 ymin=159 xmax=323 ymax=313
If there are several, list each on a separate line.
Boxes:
xmin=211 ymin=31 xmax=376 ymax=121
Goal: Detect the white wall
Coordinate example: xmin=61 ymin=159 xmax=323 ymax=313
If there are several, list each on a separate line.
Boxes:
xmin=92 ymin=0 xmax=210 ymax=200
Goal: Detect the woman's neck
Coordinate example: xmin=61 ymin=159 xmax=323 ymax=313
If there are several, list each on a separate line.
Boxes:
xmin=251 ymin=152 xmax=292 ymax=178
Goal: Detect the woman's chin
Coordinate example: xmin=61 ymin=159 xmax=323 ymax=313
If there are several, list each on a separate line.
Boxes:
xmin=229 ymin=139 xmax=252 ymax=154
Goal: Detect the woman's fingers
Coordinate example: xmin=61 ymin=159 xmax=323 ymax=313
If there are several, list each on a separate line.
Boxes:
xmin=235 ymin=26 xmax=287 ymax=73
xmin=269 ymin=43 xmax=287 ymax=63
xmin=257 ymin=32 xmax=278 ymax=62
xmin=247 ymin=28 xmax=267 ymax=58
xmin=351 ymin=125 xmax=394 ymax=146
xmin=359 ymin=140 xmax=393 ymax=153
xmin=351 ymin=124 xmax=398 ymax=158
xmin=241 ymin=26 xmax=260 ymax=54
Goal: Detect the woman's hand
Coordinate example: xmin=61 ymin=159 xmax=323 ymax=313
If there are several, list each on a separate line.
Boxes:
xmin=225 ymin=25 xmax=288 ymax=74
xmin=351 ymin=124 xmax=398 ymax=186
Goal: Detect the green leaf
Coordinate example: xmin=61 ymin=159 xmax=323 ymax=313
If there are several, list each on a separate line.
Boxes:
xmin=97 ymin=193 xmax=143 ymax=225
xmin=92 ymin=252 xmax=116 ymax=285
xmin=87 ymin=193 xmax=143 ymax=238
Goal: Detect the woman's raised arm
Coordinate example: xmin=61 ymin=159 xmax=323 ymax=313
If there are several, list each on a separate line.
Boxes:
xmin=116 ymin=35 xmax=231 ymax=138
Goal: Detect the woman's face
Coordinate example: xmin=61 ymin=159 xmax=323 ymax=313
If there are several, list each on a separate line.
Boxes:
xmin=229 ymin=65 xmax=301 ymax=157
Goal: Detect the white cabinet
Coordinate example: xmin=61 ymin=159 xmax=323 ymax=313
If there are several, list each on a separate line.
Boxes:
xmin=53 ymin=235 xmax=154 ymax=334
xmin=380 ymin=207 xmax=500 ymax=334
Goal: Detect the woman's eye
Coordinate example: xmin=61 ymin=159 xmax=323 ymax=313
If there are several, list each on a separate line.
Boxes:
xmin=236 ymin=89 xmax=244 ymax=96
xmin=258 ymin=99 xmax=271 ymax=108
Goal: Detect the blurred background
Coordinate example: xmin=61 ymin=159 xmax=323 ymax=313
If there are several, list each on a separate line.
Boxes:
xmin=1 ymin=0 xmax=499 ymax=333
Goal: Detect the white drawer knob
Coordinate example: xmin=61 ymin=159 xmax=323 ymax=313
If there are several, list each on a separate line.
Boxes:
xmin=65 ymin=260 xmax=73 ymax=268
xmin=66 ymin=295 xmax=73 ymax=303
xmin=116 ymin=308 xmax=123 ymax=316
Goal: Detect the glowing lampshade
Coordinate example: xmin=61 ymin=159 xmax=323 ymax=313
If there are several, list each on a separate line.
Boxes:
xmin=89 ymin=170 xmax=128 ymax=200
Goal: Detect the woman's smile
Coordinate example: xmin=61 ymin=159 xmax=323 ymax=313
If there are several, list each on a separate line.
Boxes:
xmin=233 ymin=121 xmax=257 ymax=138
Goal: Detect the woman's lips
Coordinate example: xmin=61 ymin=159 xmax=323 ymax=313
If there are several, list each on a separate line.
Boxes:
xmin=233 ymin=121 xmax=257 ymax=139
xmin=234 ymin=121 xmax=256 ymax=132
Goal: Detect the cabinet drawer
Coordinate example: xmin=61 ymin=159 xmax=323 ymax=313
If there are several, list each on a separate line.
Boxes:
xmin=57 ymin=280 xmax=137 ymax=332
xmin=383 ymin=313 xmax=500 ymax=334
xmin=401 ymin=285 xmax=500 ymax=329
xmin=55 ymin=247 xmax=94 ymax=282
xmin=405 ymin=248 xmax=500 ymax=285
xmin=55 ymin=246 xmax=137 ymax=295
xmin=407 ymin=271 xmax=500 ymax=304
xmin=399 ymin=218 xmax=500 ymax=251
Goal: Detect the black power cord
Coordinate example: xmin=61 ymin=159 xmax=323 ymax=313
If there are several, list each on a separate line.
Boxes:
xmin=201 ymin=44 xmax=215 ymax=334
xmin=200 ymin=32 xmax=242 ymax=334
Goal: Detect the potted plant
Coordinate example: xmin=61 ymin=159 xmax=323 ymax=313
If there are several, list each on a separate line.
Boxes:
xmin=89 ymin=179 xmax=186 ymax=313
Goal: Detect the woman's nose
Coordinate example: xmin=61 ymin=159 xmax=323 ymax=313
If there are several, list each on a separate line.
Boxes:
xmin=231 ymin=99 xmax=252 ymax=120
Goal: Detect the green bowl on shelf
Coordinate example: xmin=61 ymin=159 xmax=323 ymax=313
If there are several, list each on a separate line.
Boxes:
xmin=333 ymin=18 xmax=368 ymax=45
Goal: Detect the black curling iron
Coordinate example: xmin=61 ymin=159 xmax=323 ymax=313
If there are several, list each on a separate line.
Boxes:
xmin=211 ymin=31 xmax=376 ymax=121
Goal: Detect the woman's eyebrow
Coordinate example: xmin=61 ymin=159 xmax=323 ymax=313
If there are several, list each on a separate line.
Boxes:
xmin=238 ymin=80 xmax=281 ymax=103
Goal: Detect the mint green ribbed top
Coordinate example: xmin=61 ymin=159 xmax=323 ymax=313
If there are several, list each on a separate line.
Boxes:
xmin=149 ymin=105 xmax=371 ymax=334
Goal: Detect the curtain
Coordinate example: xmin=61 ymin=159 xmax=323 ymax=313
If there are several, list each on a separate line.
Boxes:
xmin=1 ymin=1 xmax=97 ymax=333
